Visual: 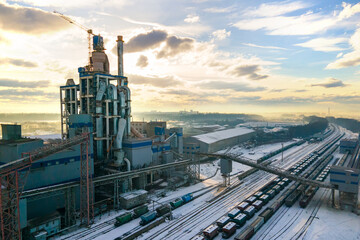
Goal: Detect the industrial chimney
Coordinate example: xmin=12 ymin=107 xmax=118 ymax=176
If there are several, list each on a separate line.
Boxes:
xmin=117 ymin=35 xmax=124 ymax=76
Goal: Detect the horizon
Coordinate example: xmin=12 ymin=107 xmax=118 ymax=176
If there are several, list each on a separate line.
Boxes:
xmin=0 ymin=111 xmax=360 ymax=121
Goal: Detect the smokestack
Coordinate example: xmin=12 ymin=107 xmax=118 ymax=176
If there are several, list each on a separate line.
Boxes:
xmin=117 ymin=35 xmax=124 ymax=76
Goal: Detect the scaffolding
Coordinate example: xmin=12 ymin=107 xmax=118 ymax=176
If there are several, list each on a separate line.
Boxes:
xmin=0 ymin=162 xmax=30 ymax=240
xmin=79 ymin=135 xmax=94 ymax=226
xmin=0 ymin=133 xmax=91 ymax=239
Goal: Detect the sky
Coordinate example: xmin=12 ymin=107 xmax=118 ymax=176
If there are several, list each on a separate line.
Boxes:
xmin=1 ymin=0 xmax=360 ymax=117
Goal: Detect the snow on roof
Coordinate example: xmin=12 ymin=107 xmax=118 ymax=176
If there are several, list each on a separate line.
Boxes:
xmin=119 ymin=189 xmax=147 ymax=200
xmin=223 ymin=222 xmax=236 ymax=230
xmin=203 ymin=224 xmax=218 ymax=233
xmin=192 ymin=127 xmax=254 ymax=144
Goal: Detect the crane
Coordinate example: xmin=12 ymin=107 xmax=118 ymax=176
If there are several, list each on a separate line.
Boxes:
xmin=53 ymin=10 xmax=94 ymax=69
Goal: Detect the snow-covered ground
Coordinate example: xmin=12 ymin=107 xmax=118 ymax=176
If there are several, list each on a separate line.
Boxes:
xmin=29 ymin=134 xmax=61 ymax=140
xmin=255 ymin=174 xmax=360 ymax=240
xmin=56 ymin=125 xmax=360 ymax=240
xmin=200 ymin=139 xmax=302 ymax=183
xmin=237 ymin=121 xmax=301 ymax=128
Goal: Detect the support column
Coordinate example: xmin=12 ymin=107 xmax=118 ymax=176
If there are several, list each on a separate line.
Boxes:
xmin=65 ymin=187 xmax=76 ymax=227
xmin=331 ymin=189 xmax=335 ymax=208
xmin=113 ymin=180 xmax=120 ymax=210
xmin=79 ymin=136 xmax=94 ymax=226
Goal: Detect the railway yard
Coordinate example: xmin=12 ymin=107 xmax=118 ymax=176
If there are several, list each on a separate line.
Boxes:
xmin=53 ymin=124 xmax=360 ymax=240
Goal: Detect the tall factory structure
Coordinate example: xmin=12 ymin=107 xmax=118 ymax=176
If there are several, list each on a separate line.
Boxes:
xmin=60 ymin=33 xmax=183 ymax=188
xmin=0 ymin=19 xmax=184 ymax=239
xmin=60 ymin=35 xmax=138 ymax=177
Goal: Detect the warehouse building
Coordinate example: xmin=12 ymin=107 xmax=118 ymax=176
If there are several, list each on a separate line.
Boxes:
xmin=339 ymin=138 xmax=358 ymax=154
xmin=185 ymin=127 xmax=255 ymax=153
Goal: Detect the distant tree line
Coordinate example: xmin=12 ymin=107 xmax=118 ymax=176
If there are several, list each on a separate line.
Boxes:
xmin=0 ymin=113 xmax=60 ymax=122
xmin=288 ymin=116 xmax=328 ymax=138
xmin=327 ymin=117 xmax=360 ymax=133
xmin=136 ymin=112 xmax=264 ymax=123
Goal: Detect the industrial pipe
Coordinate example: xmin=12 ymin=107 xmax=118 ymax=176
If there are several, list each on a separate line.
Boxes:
xmin=120 ymin=85 xmax=131 ymax=136
xmin=114 ymin=119 xmax=126 ymax=166
xmin=109 ymin=84 xmax=118 ymax=135
xmin=124 ymin=157 xmax=131 ymax=172
xmin=96 ymin=80 xmax=106 ymax=158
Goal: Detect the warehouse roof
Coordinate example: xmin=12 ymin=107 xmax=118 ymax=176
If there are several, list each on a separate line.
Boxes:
xmin=192 ymin=127 xmax=254 ymax=144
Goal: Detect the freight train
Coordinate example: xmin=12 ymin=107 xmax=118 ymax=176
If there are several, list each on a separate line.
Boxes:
xmin=190 ymin=174 xmax=292 ymax=240
xmin=256 ymin=139 xmax=306 ymax=164
xmin=191 ymin=131 xmax=343 ymax=240
xmin=114 ymin=193 xmax=194 ymax=227
xmin=114 ymin=204 xmax=149 ymax=227
xmin=233 ymin=133 xmax=343 ymax=240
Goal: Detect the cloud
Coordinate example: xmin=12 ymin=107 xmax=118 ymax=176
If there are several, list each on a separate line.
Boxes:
xmin=0 ymin=89 xmax=57 ymax=102
xmin=9 ymin=0 xmax=127 ymax=9
xmin=234 ymin=13 xmax=337 ymax=36
xmin=125 ymin=30 xmax=168 ymax=53
xmin=0 ymin=2 xmax=69 ymax=34
xmin=243 ymin=43 xmax=287 ymax=50
xmin=336 ymin=52 xmax=343 ymax=58
xmin=0 ymin=34 xmax=8 ymax=44
xmin=243 ymin=1 xmax=310 ymax=17
xmin=311 ymin=78 xmax=346 ymax=88
xmin=161 ymin=89 xmax=195 ymax=96
xmin=0 ymin=58 xmax=37 ymax=68
xmin=338 ymin=2 xmax=360 ymax=20
xmin=326 ymin=28 xmax=360 ymax=69
xmin=184 ymin=14 xmax=200 ymax=23
xmin=136 ymin=55 xmax=149 ymax=68
xmin=0 ymin=79 xmax=50 ymax=88
xmin=128 ymin=74 xmax=181 ymax=87
xmin=227 ymin=94 xmax=360 ymax=106
xmin=233 ymin=1 xmax=360 ymax=36
xmin=197 ymin=80 xmax=267 ymax=92
xmin=157 ymin=36 xmax=194 ymax=58
xmin=204 ymin=6 xmax=235 ymax=13
xmin=295 ymin=37 xmax=347 ymax=52
xmin=212 ymin=29 xmax=231 ymax=40
xmin=231 ymin=65 xmax=268 ymax=80
xmin=270 ymin=89 xmax=285 ymax=92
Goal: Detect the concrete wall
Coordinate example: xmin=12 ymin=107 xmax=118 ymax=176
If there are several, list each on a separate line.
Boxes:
xmin=123 ymin=139 xmax=153 ymax=169
xmin=0 ymin=139 xmax=43 ymax=164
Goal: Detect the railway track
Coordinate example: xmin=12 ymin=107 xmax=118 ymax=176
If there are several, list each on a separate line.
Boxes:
xmin=145 ymin=139 xmax=333 ymax=239
xmin=145 ymin=127 xmax=341 ymax=239
xmin=290 ymin=189 xmax=331 ymax=240
xmin=64 ymin=126 xmax=340 ymax=240
xmin=57 ymin=181 xmax=221 ymax=240
xmin=61 ymin=219 xmax=116 ymax=240
xmin=256 ymin=131 xmax=343 ymax=240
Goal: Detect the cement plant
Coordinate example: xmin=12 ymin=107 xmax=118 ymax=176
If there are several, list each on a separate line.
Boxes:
xmin=1 ymin=9 xmax=360 ymax=240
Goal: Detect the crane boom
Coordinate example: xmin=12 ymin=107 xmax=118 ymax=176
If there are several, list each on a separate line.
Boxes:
xmin=53 ymin=10 xmax=94 ymax=68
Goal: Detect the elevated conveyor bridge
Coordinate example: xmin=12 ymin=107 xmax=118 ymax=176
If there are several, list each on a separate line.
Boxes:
xmin=199 ymin=153 xmax=335 ymax=189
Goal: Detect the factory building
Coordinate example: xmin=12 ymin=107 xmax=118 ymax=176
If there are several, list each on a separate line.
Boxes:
xmin=185 ymin=127 xmax=255 ymax=153
xmin=0 ymin=30 xmax=185 ymax=239
xmin=339 ymin=138 xmax=358 ymax=154
xmin=331 ymin=137 xmax=360 ymax=213
xmin=131 ymin=121 xmax=167 ymax=138
xmin=0 ymin=123 xmax=92 ymax=220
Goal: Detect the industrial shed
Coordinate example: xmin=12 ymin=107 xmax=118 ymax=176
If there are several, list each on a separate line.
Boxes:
xmin=185 ymin=127 xmax=255 ymax=153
